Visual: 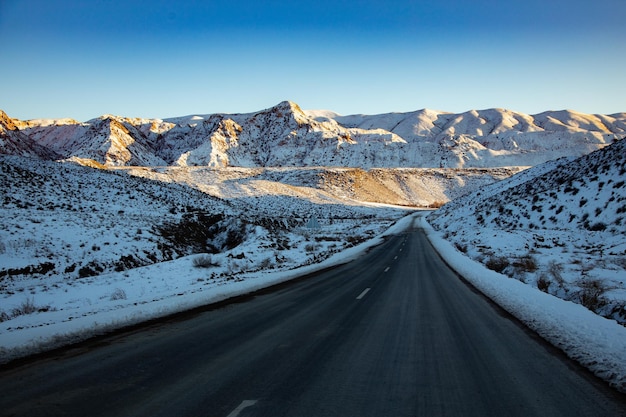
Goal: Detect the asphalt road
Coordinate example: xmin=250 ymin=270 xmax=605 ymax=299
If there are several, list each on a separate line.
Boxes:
xmin=1 ymin=219 xmax=625 ymax=417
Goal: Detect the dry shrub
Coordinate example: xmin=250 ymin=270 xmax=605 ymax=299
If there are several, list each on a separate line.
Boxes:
xmin=193 ymin=254 xmax=218 ymax=268
xmin=513 ymin=254 xmax=538 ymax=274
xmin=537 ymin=273 xmax=551 ymax=293
xmin=576 ymin=278 xmax=608 ymax=313
xmin=485 ymin=256 xmax=510 ymax=273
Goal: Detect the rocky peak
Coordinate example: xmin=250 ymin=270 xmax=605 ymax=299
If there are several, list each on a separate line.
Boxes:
xmin=264 ymin=100 xmax=309 ymax=126
xmin=0 ymin=110 xmax=18 ymax=131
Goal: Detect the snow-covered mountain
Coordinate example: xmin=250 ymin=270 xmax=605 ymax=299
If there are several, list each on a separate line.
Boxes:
xmin=0 ymin=110 xmax=60 ymax=160
xmin=4 ymin=101 xmax=624 ymax=168
xmin=13 ymin=115 xmax=168 ymax=166
xmin=427 ymin=138 xmax=626 ymax=324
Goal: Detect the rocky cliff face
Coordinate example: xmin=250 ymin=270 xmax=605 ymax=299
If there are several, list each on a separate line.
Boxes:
xmin=2 ymin=101 xmax=624 ymax=168
xmin=0 ymin=110 xmax=60 ymax=160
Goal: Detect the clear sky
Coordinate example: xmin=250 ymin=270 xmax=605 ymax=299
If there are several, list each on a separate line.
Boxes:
xmin=1 ymin=0 xmax=625 ymax=121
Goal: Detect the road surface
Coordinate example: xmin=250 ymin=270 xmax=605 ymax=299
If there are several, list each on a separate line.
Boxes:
xmin=1 ymin=220 xmax=625 ymax=416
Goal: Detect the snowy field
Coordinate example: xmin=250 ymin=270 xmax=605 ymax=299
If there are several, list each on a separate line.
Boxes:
xmin=0 ymin=213 xmax=414 ymax=362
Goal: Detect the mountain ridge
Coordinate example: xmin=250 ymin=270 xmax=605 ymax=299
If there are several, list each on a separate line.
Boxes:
xmin=2 ymin=101 xmax=624 ymax=168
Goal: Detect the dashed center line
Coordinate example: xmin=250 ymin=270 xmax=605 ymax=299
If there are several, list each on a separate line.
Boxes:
xmin=394 ymin=256 xmax=398 ymax=260
xmin=356 ymin=288 xmax=371 ymax=300
xmin=384 ymin=266 xmax=390 ymax=273
xmin=226 ymin=400 xmax=258 ymax=417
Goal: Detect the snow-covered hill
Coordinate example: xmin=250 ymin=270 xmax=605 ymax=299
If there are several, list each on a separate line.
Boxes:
xmin=0 ymin=156 xmax=233 ymax=281
xmin=427 ymin=138 xmax=626 ymax=324
xmin=0 ymin=155 xmax=409 ymax=295
xmin=4 ymin=101 xmax=624 ymax=168
xmin=0 ymin=153 xmax=411 ymax=362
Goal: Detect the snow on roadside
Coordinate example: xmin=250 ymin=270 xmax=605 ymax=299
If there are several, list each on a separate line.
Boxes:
xmin=420 ymin=214 xmax=626 ymax=393
xmin=0 ymin=213 xmax=416 ymax=364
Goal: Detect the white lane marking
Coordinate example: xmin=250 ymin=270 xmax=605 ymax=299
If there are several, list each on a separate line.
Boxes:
xmin=226 ymin=400 xmax=258 ymax=417
xmin=356 ymin=288 xmax=371 ymax=300
xmin=384 ymin=266 xmax=390 ymax=272
xmin=394 ymin=256 xmax=398 ymax=260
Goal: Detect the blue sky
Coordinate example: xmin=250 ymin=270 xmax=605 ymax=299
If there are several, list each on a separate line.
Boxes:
xmin=1 ymin=0 xmax=624 ymax=120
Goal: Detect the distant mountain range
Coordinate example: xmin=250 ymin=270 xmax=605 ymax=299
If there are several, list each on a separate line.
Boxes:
xmin=2 ymin=101 xmax=625 ymax=168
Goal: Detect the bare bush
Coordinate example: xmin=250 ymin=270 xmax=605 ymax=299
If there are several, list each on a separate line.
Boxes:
xmin=575 ymin=278 xmax=609 ymax=313
xmin=258 ymin=257 xmax=274 ymax=269
xmin=0 ymin=297 xmax=52 ymax=322
xmin=0 ymin=310 xmax=10 ymax=322
xmin=454 ymin=242 xmax=468 ymax=253
xmin=227 ymin=259 xmax=246 ymax=274
xmin=513 ymin=254 xmax=538 ymax=274
xmin=536 ymin=273 xmax=551 ymax=292
xmin=485 ymin=255 xmax=509 ymax=273
xmin=547 ymin=261 xmax=565 ymax=286
xmin=109 ymin=288 xmax=127 ymax=301
xmin=12 ymin=297 xmax=37 ymax=316
xmin=193 ymin=254 xmax=218 ymax=268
